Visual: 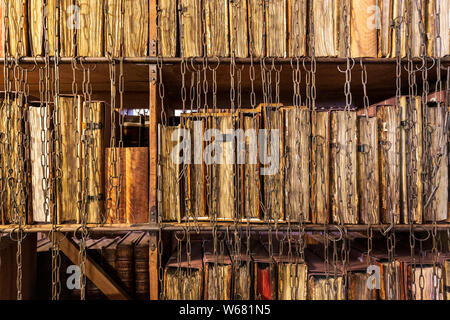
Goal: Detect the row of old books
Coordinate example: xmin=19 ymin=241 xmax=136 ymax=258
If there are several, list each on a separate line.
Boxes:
xmin=0 ymin=0 xmax=149 ymax=57
xmin=36 ymin=231 xmax=150 ymax=300
xmin=163 ymin=234 xmax=450 ymax=300
xmin=0 ymin=95 xmax=149 ymax=225
xmin=159 ymin=0 xmax=449 ymax=58
xmin=160 ymin=93 xmax=448 ymax=225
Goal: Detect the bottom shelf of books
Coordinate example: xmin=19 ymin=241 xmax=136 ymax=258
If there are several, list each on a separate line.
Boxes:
xmin=0 ymin=229 xmax=449 ymax=300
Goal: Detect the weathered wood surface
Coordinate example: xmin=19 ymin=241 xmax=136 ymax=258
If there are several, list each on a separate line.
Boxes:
xmin=288 ymin=0 xmax=307 ymax=57
xmin=311 ymin=111 xmax=330 ymax=224
xmin=266 ymin=0 xmax=287 ymax=57
xmin=263 ymin=106 xmax=284 ymax=221
xmin=29 ymin=106 xmax=49 ymax=223
xmin=160 ymin=125 xmax=182 ymax=222
xmin=229 ymin=0 xmax=248 ymax=58
xmin=350 ymin=0 xmax=378 ymax=57
xmin=377 ymin=105 xmax=400 ymax=224
xmin=400 ymin=96 xmax=423 ymax=224
xmin=248 ymin=0 xmax=265 ymax=57
xmin=77 ymin=0 xmax=104 ymax=56
xmin=283 ymin=107 xmax=310 ymax=222
xmin=242 ymin=113 xmax=260 ymax=219
xmin=330 ymin=111 xmax=358 ymax=224
xmin=159 ymin=0 xmax=177 ymax=57
xmin=179 ymin=0 xmax=202 ymax=57
xmin=357 ymin=116 xmax=379 ymax=224
xmin=57 ymin=96 xmax=80 ymax=224
xmin=424 ymin=106 xmax=448 ymax=222
xmin=205 ymin=0 xmax=229 ymax=57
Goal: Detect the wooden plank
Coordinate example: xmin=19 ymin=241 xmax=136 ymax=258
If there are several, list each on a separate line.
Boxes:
xmin=266 ymin=0 xmax=287 ymax=57
xmin=351 ymin=0 xmax=378 ymax=57
xmin=330 ymin=111 xmax=358 ymax=224
xmin=77 ymin=0 xmax=104 ymax=56
xmin=205 ymin=0 xmax=229 ymax=57
xmin=400 ymin=96 xmax=423 ymax=224
xmin=55 ymin=232 xmax=130 ymax=300
xmin=248 ymin=0 xmax=265 ymax=57
xmin=229 ymin=0 xmax=249 ymax=58
xmin=377 ymin=104 xmax=400 ymax=224
xmin=158 ymin=0 xmax=177 ymax=57
xmin=357 ymin=115 xmax=379 ymax=224
xmin=288 ymin=0 xmax=307 ymax=57
xmin=283 ymin=106 xmax=310 ymax=222
xmin=311 ymin=111 xmax=330 ymax=224
xmin=179 ymin=0 xmax=202 ymax=57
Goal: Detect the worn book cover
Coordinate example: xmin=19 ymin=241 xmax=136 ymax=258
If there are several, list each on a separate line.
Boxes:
xmin=178 ymin=0 xmax=202 ymax=57
xmin=77 ymin=0 xmax=104 ymax=56
xmin=288 ymin=0 xmax=307 ymax=57
xmin=248 ymin=0 xmax=265 ymax=57
xmin=159 ymin=0 xmax=177 ymax=57
xmin=229 ymin=0 xmax=248 ymax=57
xmin=266 ymin=0 xmax=287 ymax=57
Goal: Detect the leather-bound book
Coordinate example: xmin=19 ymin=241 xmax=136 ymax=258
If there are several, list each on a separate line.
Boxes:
xmin=134 ymin=232 xmax=150 ymax=300
xmin=164 ymin=241 xmax=203 ymax=300
xmin=115 ymin=232 xmax=143 ymax=297
xmin=376 ymin=99 xmax=400 ymax=224
xmin=239 ymin=110 xmax=261 ymax=219
xmin=160 ymin=124 xmax=183 ymax=222
xmin=205 ymin=0 xmax=229 ymax=57
xmin=105 ymin=147 xmax=149 ymax=224
xmin=311 ymin=110 xmax=331 ymax=224
xmin=330 ymin=111 xmax=358 ymax=224
xmin=262 ymin=104 xmax=284 ymax=221
xmin=378 ymin=0 xmax=393 ymax=57
xmin=178 ymin=0 xmax=202 ymax=57
xmin=57 ymin=96 xmax=82 ymax=224
xmin=28 ymin=0 xmax=44 ymax=56
xmin=309 ymin=0 xmax=340 ymax=57
xmin=28 ymin=105 xmax=50 ymax=223
xmin=85 ymin=238 xmax=107 ymax=300
xmin=6 ymin=1 xmax=29 ymax=57
xmin=55 ymin=0 xmax=76 ymax=56
xmin=347 ymin=247 xmax=379 ymax=300
xmin=283 ymin=106 xmax=310 ymax=223
xmin=248 ymin=0 xmax=265 ymax=57
xmin=424 ymin=92 xmax=448 ymax=223
xmin=82 ymin=101 xmax=105 ymax=224
xmin=253 ymin=239 xmax=277 ymax=300
xmin=427 ymin=0 xmax=450 ymax=57
xmin=391 ymin=0 xmax=407 ymax=58
xmin=288 ymin=0 xmax=307 ymax=57
xmin=77 ymin=0 xmax=104 ymax=56
xmin=357 ymin=108 xmax=380 ymax=224
xmin=265 ymin=0 xmax=286 ymax=57
xmin=159 ymin=0 xmax=177 ymax=57
xmin=229 ymin=0 xmax=248 ymax=58
xmin=400 ymin=96 xmax=423 ymax=224
xmin=105 ymin=0 xmax=148 ymax=57
xmin=444 ymin=260 xmax=450 ymax=300
xmin=203 ymin=241 xmax=232 ymax=300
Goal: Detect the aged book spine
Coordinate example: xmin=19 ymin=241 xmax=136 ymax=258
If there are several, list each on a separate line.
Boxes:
xmin=29 ymin=0 xmax=44 ymax=56
xmin=423 ymin=106 xmax=448 ymax=222
xmin=160 ymin=125 xmax=182 ymax=222
xmin=178 ymin=0 xmax=202 ymax=57
xmin=159 ymin=0 xmax=177 ymax=57
xmin=308 ymin=276 xmax=345 ymax=300
xmin=348 ymin=272 xmax=377 ymax=300
xmin=123 ymin=0 xmax=148 ymax=56
xmin=408 ymin=0 xmax=423 ymax=58
xmin=164 ymin=267 xmax=203 ymax=300
xmin=266 ymin=0 xmax=287 ymax=57
xmin=235 ymin=263 xmax=252 ymax=300
xmin=357 ymin=116 xmax=380 ymax=224
xmin=29 ymin=106 xmax=49 ymax=223
xmin=105 ymin=0 xmax=121 ymax=56
xmin=400 ymin=96 xmax=423 ymax=224
xmin=330 ymin=111 xmax=358 ymax=224
xmin=311 ymin=111 xmax=330 ymax=224
xmin=205 ymin=0 xmax=229 ymax=57
xmin=105 ymin=148 xmax=126 ymax=223
xmin=278 ymin=263 xmax=308 ymax=300
xmin=58 ymin=0 xmax=76 ymax=56
xmin=77 ymin=0 xmax=104 ymax=56
xmin=116 ymin=245 xmax=134 ymax=296
xmin=445 ymin=260 xmax=450 ymax=300
xmin=391 ymin=0 xmax=407 ymax=57
xmin=263 ymin=107 xmax=284 ymax=221
xmin=212 ymin=115 xmax=235 ymax=219
xmin=205 ymin=264 xmax=232 ymax=300
xmin=57 ymin=96 xmax=81 ymax=224
xmin=7 ymin=0 xmax=29 ymax=56
xmin=377 ymin=105 xmax=400 ymax=224
xmin=0 ymin=4 xmax=4 ymax=57
xmin=379 ymin=0 xmax=393 ymax=57
xmin=229 ymin=0 xmax=248 ymax=58
xmin=255 ymin=264 xmax=277 ymax=300
xmin=311 ymin=0 xmax=337 ymax=57
xmin=337 ymin=0 xmax=351 ymax=57
xmin=288 ymin=0 xmax=307 ymax=57
xmin=283 ymin=107 xmax=310 ymax=222
xmin=134 ymin=240 xmax=150 ymax=300
xmin=248 ymin=0 xmax=265 ymax=57
xmin=427 ymin=0 xmax=450 ymax=57
xmin=82 ymin=101 xmax=105 ymax=224
xmin=242 ymin=114 xmax=260 ymax=219
xmin=350 ymin=0 xmax=378 ymax=57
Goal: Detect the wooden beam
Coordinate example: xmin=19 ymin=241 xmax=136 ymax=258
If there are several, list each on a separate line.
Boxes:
xmin=54 ymin=232 xmax=130 ymax=300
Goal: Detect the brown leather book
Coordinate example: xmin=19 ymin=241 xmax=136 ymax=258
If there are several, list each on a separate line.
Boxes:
xmin=115 ymin=232 xmax=144 ymax=297
xmin=134 ymin=232 xmax=150 ymax=300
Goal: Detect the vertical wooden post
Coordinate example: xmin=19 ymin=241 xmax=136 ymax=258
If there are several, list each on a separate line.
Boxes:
xmin=149 ymin=232 xmax=159 ymax=300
